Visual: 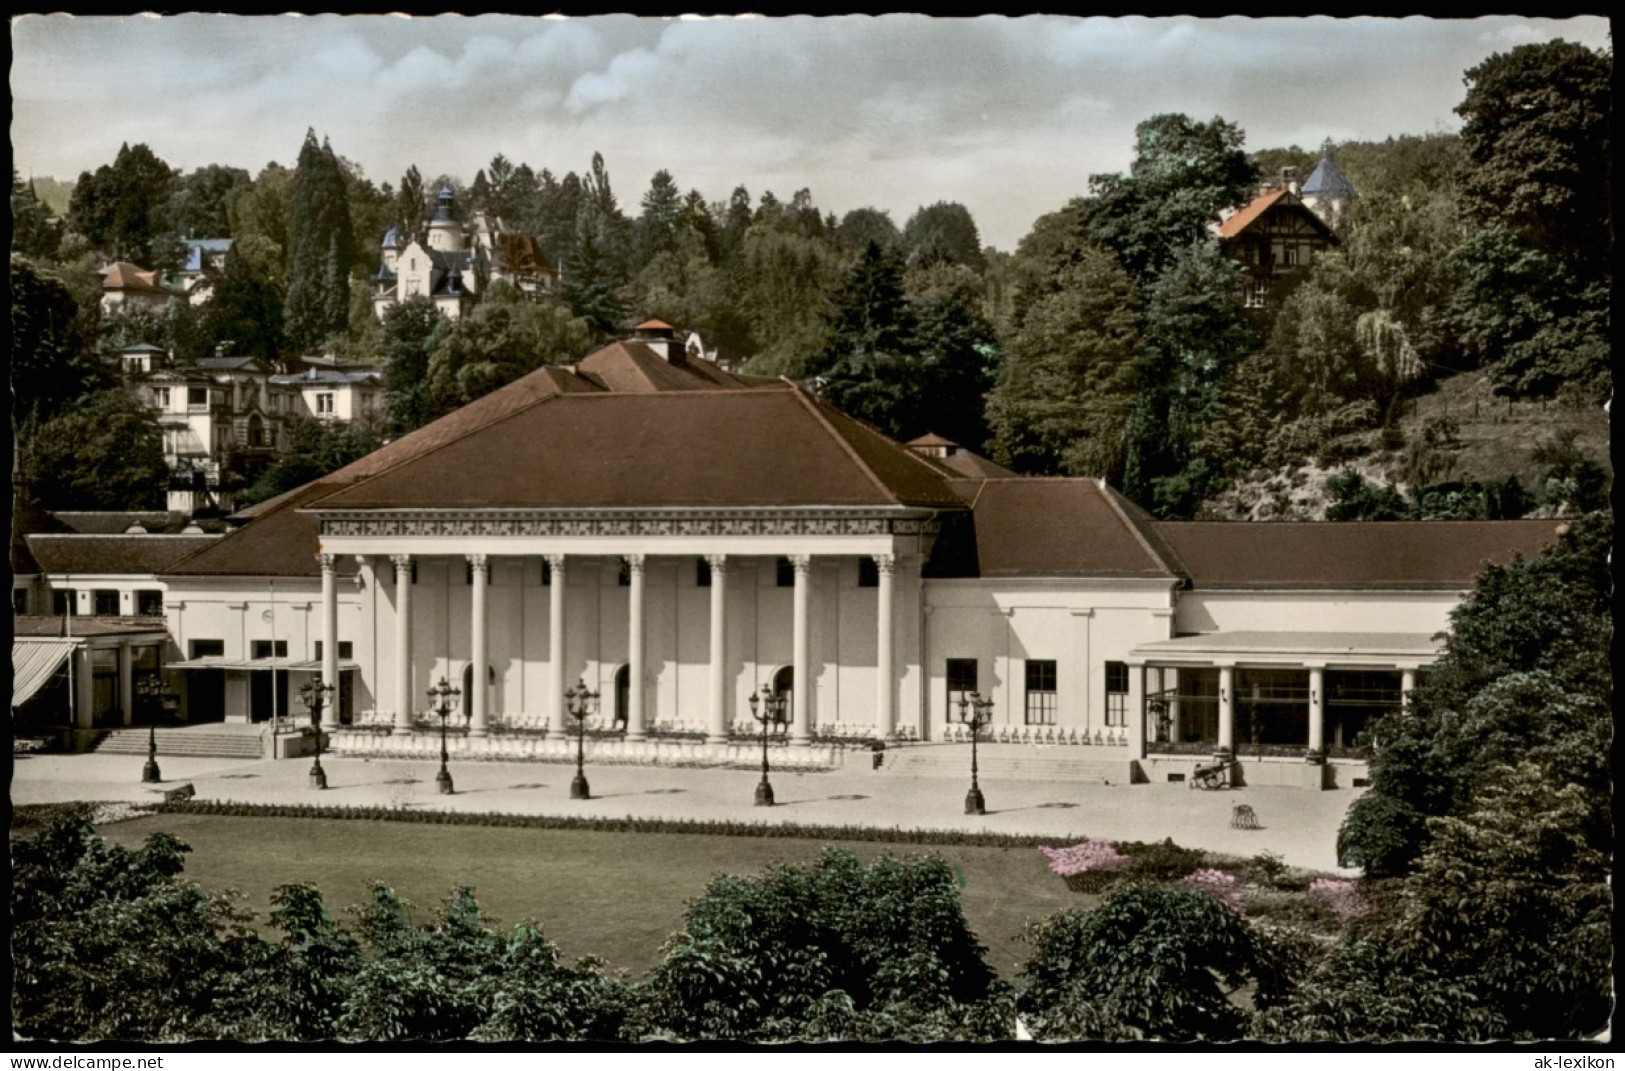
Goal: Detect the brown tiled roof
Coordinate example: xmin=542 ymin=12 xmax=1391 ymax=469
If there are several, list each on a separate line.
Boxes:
xmin=51 ymin=511 xmax=228 ymax=535
xmin=164 ymin=482 xmax=337 ymax=577
xmin=27 ymin=535 xmax=219 ymax=576
xmin=496 ymin=233 xmax=556 ymax=277
xmin=1153 ymin=520 xmax=1566 ymax=590
xmin=308 ymin=386 xmax=965 ymax=511
xmin=927 ymin=478 xmax=1181 ymax=579
xmin=576 ymin=341 xmax=751 ymax=392
xmin=936 ymin=450 xmax=1017 ymax=479
xmin=101 ymin=262 xmax=171 ymax=293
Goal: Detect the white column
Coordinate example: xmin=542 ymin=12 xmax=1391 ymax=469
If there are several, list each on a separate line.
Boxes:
xmin=1307 ymin=666 xmax=1325 ymax=760
xmin=1217 ymin=664 xmax=1235 ymax=756
xmin=790 ymin=555 xmax=812 ymax=744
xmin=1126 ymin=660 xmax=1145 ymax=755
xmin=547 ymin=554 xmax=567 ymax=738
xmin=391 ymin=554 xmax=413 ymax=733
xmin=626 ymin=554 xmax=647 ymax=742
xmin=468 ymin=554 xmax=489 ymax=736
xmin=874 ymin=553 xmax=895 ymax=738
xmin=706 ymin=555 xmax=729 ymax=744
xmin=320 ymin=553 xmax=340 ymax=729
xmin=1400 ymin=668 xmax=1417 ymax=710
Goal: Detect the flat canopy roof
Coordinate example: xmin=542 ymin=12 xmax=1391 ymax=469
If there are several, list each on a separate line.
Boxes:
xmin=168 ymin=657 xmax=360 ymax=672
xmin=1132 ymin=630 xmax=1440 ymax=661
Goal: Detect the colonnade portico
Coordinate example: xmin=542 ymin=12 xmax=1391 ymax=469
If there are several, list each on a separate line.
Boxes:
xmin=321 ymin=533 xmax=924 ymax=741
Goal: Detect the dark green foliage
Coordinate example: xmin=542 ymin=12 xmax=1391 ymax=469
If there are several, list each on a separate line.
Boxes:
xmin=562 ymin=209 xmax=628 ymax=339
xmin=12 ymin=168 xmax=64 ymax=258
xmin=243 ymin=411 xmax=387 ymax=504
xmin=380 ymin=296 xmax=446 ymax=434
xmin=1015 ymin=886 xmax=1266 ymax=1041
xmin=986 ymin=243 xmax=1141 ymax=478
xmin=837 ymin=206 xmax=901 ymax=253
xmin=423 ymin=284 xmax=594 ymax=416
xmin=1455 ymin=40 xmax=1612 ymax=276
xmin=1113 ymin=837 xmax=1207 ymax=885
xmin=1325 ymin=470 xmax=1412 ymax=521
xmin=1391 ymin=764 xmax=1612 ymax=1038
xmin=20 ymin=389 xmax=169 ymax=510
xmin=1254 ymin=939 xmax=1505 ymax=1042
xmin=197 ymin=250 xmax=287 ymax=364
xmin=11 ymin=818 xmax=259 ymax=1042
xmin=1337 ymin=793 xmax=1428 ymax=877
xmin=243 ymin=883 xmax=362 ymax=1040
xmin=10 ymin=259 xmax=104 ymax=423
xmin=901 ymin=201 xmax=985 ymax=271
xmin=67 ymin=142 xmax=179 ymax=265
xmin=1082 ymin=113 xmax=1257 ymax=283
xmin=471 ymin=927 xmax=632 ymax=1042
xmin=284 ymin=129 xmax=356 ymax=352
xmin=642 ymin=848 xmax=1011 ymax=1042
xmin=166 ymin=164 xmax=252 ymax=240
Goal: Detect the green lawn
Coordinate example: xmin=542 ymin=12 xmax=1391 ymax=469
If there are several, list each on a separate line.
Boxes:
xmin=98 ymin=814 xmax=1082 ymax=979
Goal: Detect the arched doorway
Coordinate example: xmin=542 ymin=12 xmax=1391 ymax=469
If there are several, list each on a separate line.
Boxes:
xmin=613 ymin=665 xmax=630 ymax=731
xmin=770 ymin=665 xmax=793 ymax=732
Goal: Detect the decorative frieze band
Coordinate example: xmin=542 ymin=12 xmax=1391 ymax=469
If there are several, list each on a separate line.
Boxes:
xmin=317 ymin=510 xmax=940 ymax=539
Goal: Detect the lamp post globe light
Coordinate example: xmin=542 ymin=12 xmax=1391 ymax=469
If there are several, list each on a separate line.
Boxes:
xmin=299 ymin=677 xmax=336 ymax=790
xmin=957 ymin=691 xmax=994 ymax=816
xmin=747 ymin=684 xmax=784 ymax=807
xmin=564 ymin=678 xmax=600 ymax=800
xmin=426 ymin=677 xmax=465 ymax=795
xmin=135 ymin=674 xmax=178 ymax=784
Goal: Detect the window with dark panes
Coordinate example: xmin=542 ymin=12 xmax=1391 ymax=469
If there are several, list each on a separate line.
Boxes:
xmin=251 ymin=640 xmax=289 ymax=659
xmin=946 ymin=658 xmax=977 ymax=717
xmin=1025 ymin=659 xmax=1058 ymax=725
xmin=313 ymin=641 xmax=354 ymax=660
xmin=92 ymin=589 xmax=120 ymax=615
xmin=190 ymin=639 xmax=225 ymax=659
xmin=137 ymin=590 xmax=164 ymax=616
xmin=1105 ymin=661 xmax=1129 ymax=727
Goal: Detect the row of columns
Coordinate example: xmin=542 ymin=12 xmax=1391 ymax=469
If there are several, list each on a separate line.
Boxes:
xmin=1209 ymin=663 xmax=1418 ymax=762
xmin=321 ymin=551 xmax=899 ymax=741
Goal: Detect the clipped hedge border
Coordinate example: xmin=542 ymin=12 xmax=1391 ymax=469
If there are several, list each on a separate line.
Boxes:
xmin=146 ymin=798 xmax=1098 ymax=850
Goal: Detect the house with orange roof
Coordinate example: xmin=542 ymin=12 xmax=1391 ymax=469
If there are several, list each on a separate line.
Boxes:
xmin=1217 ymin=168 xmax=1339 ymax=310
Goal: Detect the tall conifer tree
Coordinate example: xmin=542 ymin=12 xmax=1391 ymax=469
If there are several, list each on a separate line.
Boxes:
xmin=285 ymin=130 xmax=355 ymax=354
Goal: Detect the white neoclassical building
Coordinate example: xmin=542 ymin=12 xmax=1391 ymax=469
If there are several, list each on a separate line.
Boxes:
xmin=147 ymin=329 xmax=1564 ymax=787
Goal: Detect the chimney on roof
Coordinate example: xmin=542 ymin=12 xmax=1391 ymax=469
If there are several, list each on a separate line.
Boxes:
xmin=1282 ymin=166 xmax=1300 ymax=197
xmin=631 ymin=319 xmax=682 ymax=364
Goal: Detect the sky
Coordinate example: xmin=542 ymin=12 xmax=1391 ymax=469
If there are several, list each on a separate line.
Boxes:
xmin=9 ymin=13 xmax=1612 ymax=251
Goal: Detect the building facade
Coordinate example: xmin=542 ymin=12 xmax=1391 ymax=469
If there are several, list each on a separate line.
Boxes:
xmin=142 ymin=336 xmax=1562 ymax=786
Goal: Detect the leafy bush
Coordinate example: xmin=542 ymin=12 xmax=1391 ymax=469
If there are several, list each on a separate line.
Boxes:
xmin=1337 ymin=792 xmax=1428 ymax=877
xmin=1307 ymin=879 xmax=1373 ymax=926
xmin=640 ymin=848 xmax=1012 ymax=1042
xmin=1254 ymin=939 xmax=1505 ymax=1042
xmin=1015 ymin=886 xmax=1271 ymax=1041
xmin=1115 ymin=837 xmax=1207 ymax=884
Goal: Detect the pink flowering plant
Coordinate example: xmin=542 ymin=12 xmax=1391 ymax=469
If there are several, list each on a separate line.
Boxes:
xmin=1181 ymin=868 xmax=1246 ymax=915
xmin=1307 ymin=877 xmax=1373 ymax=925
xmin=1039 ymin=839 xmax=1129 ymax=893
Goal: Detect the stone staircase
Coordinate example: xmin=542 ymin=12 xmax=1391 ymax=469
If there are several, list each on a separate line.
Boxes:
xmin=91 ymin=726 xmax=267 ymax=760
xmin=879 ymin=743 xmax=1132 ymax=784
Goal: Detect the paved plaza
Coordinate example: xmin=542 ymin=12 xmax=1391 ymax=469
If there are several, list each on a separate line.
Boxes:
xmin=12 ymin=746 xmax=1364 ymax=874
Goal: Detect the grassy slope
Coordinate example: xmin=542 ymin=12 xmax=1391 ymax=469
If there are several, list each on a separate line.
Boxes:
xmin=1202 ymin=370 xmax=1611 ymax=520
xmin=97 ymin=814 xmax=1081 ymax=980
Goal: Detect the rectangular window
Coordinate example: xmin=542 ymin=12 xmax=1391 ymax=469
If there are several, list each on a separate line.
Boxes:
xmin=52 ymin=589 xmax=76 ymax=616
xmin=92 ymin=589 xmax=120 ymax=615
xmin=1105 ymin=661 xmax=1129 ymax=727
xmin=250 ymin=640 xmax=289 ymax=659
xmin=316 ymin=392 xmax=335 ymax=415
xmin=313 ymin=641 xmax=354 ymax=660
xmin=136 ymin=590 xmax=164 ymax=616
xmin=1246 ymin=281 xmax=1268 ymax=309
xmin=189 ymin=639 xmax=225 ymax=659
xmin=857 ymin=557 xmax=879 ymax=587
xmin=696 ymin=558 xmax=712 ymax=587
xmin=1024 ymin=659 xmax=1058 ymax=725
xmin=154 ymin=387 xmax=170 ymax=407
xmin=946 ymin=658 xmax=978 ymax=717
xmin=13 ymin=587 xmax=28 ymax=615
xmin=776 ymin=557 xmax=795 ymax=588
xmin=188 ymin=386 xmax=208 ymax=407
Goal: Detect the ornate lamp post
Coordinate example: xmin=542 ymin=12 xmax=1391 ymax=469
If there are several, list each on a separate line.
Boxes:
xmin=426 ymin=677 xmax=465 ymax=795
xmin=957 ymin=691 xmax=994 ymax=815
xmin=564 ymin=678 xmax=600 ymax=799
xmin=135 ymin=674 xmax=177 ymax=784
xmin=299 ymin=677 xmax=336 ymax=790
xmin=747 ymin=684 xmax=785 ymax=806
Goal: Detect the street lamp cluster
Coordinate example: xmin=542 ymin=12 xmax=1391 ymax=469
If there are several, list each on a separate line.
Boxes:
xmin=136 ymin=667 xmax=999 ymax=814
